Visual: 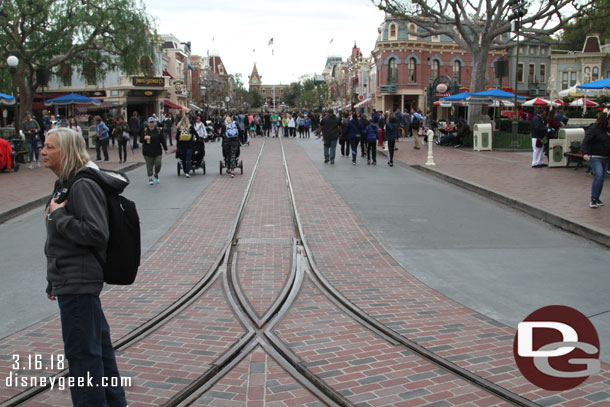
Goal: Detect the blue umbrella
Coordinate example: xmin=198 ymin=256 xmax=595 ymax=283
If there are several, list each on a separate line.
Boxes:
xmin=577 ymin=77 xmax=610 ymax=90
xmin=0 ymin=92 xmax=16 ymax=105
xmin=440 ymin=91 xmax=470 ymax=101
xmin=44 ymin=93 xmax=101 ymax=106
xmin=468 ymin=89 xmax=526 ymax=100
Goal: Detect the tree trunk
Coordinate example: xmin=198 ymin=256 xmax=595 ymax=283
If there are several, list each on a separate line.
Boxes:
xmin=467 ymin=44 xmax=491 ymax=127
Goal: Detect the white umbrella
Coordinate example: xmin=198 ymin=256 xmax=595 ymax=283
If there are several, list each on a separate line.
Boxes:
xmin=558 ymin=84 xmax=584 ymax=98
xmin=569 ymin=98 xmax=598 ymax=107
xmin=522 ymin=98 xmax=559 ymax=107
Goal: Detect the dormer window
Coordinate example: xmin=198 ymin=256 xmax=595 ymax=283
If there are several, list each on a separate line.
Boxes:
xmin=409 ymin=24 xmax=417 ymax=40
xmin=390 ymin=23 xmax=397 ymax=40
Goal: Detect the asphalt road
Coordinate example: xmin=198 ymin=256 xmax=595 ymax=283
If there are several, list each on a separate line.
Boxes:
xmin=297 ymin=137 xmax=610 ymax=363
xmin=0 ymin=142 xmax=225 ymax=339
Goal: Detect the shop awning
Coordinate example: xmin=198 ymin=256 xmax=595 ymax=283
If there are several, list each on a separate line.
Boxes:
xmin=164 ymin=99 xmax=184 ymax=110
xmin=354 ymin=97 xmax=372 ymax=108
xmin=75 ymin=102 xmax=123 ymax=113
xmin=162 ymin=69 xmax=174 ymax=79
xmin=188 ymin=103 xmax=202 ymax=111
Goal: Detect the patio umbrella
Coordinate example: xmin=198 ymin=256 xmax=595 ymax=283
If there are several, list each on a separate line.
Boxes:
xmin=553 ymin=99 xmax=568 ymax=106
xmin=558 ymin=84 xmax=583 ymax=98
xmin=577 ymin=77 xmax=610 ymax=91
xmin=44 ymin=93 xmax=101 ymax=106
xmin=439 ymin=91 xmax=470 ymax=102
xmin=468 ymin=89 xmax=526 ymax=101
xmin=0 ymin=92 xmax=16 ymax=105
xmin=522 ymin=98 xmax=558 ymax=107
xmin=569 ymin=98 xmax=598 ymax=107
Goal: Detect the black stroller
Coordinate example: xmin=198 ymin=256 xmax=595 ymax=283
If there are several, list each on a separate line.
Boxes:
xmin=177 ymin=138 xmax=206 ymax=175
xmin=219 ymin=138 xmax=243 ymax=175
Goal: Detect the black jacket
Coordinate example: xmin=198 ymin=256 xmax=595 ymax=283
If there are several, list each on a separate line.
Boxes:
xmin=531 ymin=115 xmax=548 ymax=139
xmin=321 ymin=113 xmax=340 ymax=140
xmin=176 ymin=125 xmax=199 ymax=149
xmin=45 ymin=164 xmax=128 ymax=296
xmin=582 ymin=126 xmax=610 ymax=157
xmin=140 ymin=127 xmax=167 ymax=157
xmin=384 ymin=117 xmax=399 ymax=142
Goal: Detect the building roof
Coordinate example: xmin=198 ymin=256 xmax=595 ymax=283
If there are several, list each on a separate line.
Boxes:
xmin=583 ymin=36 xmax=601 ymax=53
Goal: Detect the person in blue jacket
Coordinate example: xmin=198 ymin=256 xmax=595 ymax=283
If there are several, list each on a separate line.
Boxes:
xmin=94 ymin=115 xmax=110 ymax=162
xmin=364 ymin=119 xmax=379 ymax=165
xmin=346 ymin=113 xmax=362 ymax=164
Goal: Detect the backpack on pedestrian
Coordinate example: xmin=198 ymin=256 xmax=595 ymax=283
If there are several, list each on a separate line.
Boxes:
xmin=68 ymin=170 xmax=141 ymax=285
xmin=412 ymin=115 xmax=421 ymax=130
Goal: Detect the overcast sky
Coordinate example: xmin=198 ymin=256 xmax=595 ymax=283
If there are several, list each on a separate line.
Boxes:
xmin=142 ymin=0 xmax=387 ymax=87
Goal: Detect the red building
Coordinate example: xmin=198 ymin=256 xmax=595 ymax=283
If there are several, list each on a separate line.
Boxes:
xmin=371 ymin=16 xmax=506 ymax=114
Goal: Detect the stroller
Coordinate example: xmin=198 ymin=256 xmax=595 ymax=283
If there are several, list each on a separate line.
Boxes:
xmin=177 ymin=138 xmax=206 ymax=175
xmin=219 ymin=138 xmax=243 ymax=175
xmin=0 ymin=137 xmax=20 ymax=172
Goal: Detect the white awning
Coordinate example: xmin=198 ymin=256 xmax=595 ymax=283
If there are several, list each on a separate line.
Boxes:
xmin=188 ymin=103 xmax=202 ymax=111
xmin=354 ymin=97 xmax=372 ymax=108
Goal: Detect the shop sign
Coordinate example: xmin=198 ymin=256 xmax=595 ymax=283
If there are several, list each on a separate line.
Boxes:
xmin=132 ymin=76 xmax=165 ymax=87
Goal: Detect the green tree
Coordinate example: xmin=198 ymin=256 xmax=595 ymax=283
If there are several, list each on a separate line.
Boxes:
xmin=247 ymin=89 xmax=264 ymax=108
xmin=372 ymin=0 xmax=601 ymax=122
xmin=556 ymin=0 xmax=610 ymax=50
xmin=0 ymin=0 xmax=158 ymax=121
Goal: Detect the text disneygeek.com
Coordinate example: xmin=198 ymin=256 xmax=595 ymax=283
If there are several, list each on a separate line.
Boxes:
xmin=5 ymin=371 xmax=131 ymax=391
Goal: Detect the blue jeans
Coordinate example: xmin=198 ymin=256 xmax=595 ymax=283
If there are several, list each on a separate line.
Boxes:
xmin=323 ymin=139 xmax=337 ymax=162
xmin=181 ymin=147 xmax=193 ymax=173
xmin=350 ymin=136 xmax=360 ymax=162
xmin=590 ymin=156 xmax=609 ymax=200
xmin=58 ymin=295 xmax=127 ymax=407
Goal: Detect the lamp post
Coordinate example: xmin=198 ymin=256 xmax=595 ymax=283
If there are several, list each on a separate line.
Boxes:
xmin=509 ymin=1 xmax=527 ymax=149
xmin=7 ymin=55 xmax=19 ymax=138
xmin=200 ymin=86 xmax=207 ymax=117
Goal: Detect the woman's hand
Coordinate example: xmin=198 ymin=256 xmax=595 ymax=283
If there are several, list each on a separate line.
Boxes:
xmin=583 ymin=154 xmax=591 ymax=161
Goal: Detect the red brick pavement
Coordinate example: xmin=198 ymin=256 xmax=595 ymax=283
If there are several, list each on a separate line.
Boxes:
xmin=275 ymin=277 xmax=511 ymax=407
xmin=283 ymin=139 xmax=610 ymax=406
xmin=236 ymin=138 xmax=295 ymax=320
xmin=0 ymin=144 xmax=148 ymax=218
xmin=191 ymin=346 xmax=323 ymax=407
xmin=385 ymin=139 xmax=610 ymax=236
xmin=0 ymin=142 xmax=260 ymax=404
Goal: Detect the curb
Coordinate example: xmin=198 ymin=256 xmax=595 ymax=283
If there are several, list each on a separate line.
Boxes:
xmin=412 ymin=164 xmax=610 ymax=249
xmin=0 ymin=162 xmax=144 ymax=224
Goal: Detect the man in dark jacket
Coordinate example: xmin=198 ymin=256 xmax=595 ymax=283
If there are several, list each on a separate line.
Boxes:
xmin=384 ymin=115 xmax=400 ymax=166
xmin=41 ymin=127 xmax=128 ymax=407
xmin=129 ymin=111 xmax=141 ymax=149
xmin=321 ymin=109 xmax=340 ymax=164
xmin=531 ymin=109 xmax=549 ymax=168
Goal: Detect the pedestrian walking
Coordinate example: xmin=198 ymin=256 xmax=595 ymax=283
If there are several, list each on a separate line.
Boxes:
xmin=114 ymin=117 xmax=130 ymax=163
xmin=22 ymin=112 xmax=41 ymax=168
xmin=304 ymin=115 xmax=312 ymax=138
xmin=582 ymin=112 xmax=610 ymax=208
xmin=346 ymin=113 xmax=362 ymax=164
xmin=288 ymin=114 xmax=296 ymax=137
xmin=193 ymin=116 xmax=207 ymax=141
xmin=281 ymin=113 xmax=289 ymax=137
xmin=94 ymin=115 xmax=110 ymax=162
xmin=141 ymin=116 xmax=168 ymax=185
xmin=410 ymin=107 xmax=423 ymax=149
xmin=129 ymin=111 xmax=141 ymax=149
xmin=162 ymin=113 xmax=174 ymax=146
xmin=222 ymin=114 xmax=240 ymax=177
xmin=384 ymin=114 xmax=400 ymax=166
xmin=176 ymin=115 xmax=198 ymax=178
xmin=364 ymin=119 xmax=378 ymax=165
xmin=41 ymin=127 xmax=129 ymax=407
xmin=321 ymin=109 xmax=340 ymax=164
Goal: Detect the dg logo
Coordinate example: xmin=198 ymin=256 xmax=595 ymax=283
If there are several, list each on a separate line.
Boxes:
xmin=513 ymin=305 xmax=601 ymax=391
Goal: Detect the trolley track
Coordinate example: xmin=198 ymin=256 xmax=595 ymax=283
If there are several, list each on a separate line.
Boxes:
xmin=2 ymin=137 xmax=542 ymax=407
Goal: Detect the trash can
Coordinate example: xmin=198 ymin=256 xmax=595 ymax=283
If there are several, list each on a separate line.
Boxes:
xmin=473 ymin=123 xmax=492 ymax=151
xmin=549 ymin=128 xmax=585 ymax=167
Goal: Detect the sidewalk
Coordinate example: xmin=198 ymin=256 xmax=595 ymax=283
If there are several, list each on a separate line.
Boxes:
xmin=380 ymin=138 xmax=610 ymax=247
xmin=0 ymin=143 xmax=157 ymax=223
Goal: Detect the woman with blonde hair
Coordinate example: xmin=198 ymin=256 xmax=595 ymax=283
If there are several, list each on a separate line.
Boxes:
xmin=222 ymin=114 xmax=240 ymax=177
xmin=40 ymin=127 xmax=130 ymax=407
xmin=176 ymin=114 xmax=197 ymax=178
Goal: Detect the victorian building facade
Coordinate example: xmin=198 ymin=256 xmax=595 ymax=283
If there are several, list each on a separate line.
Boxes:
xmin=371 ymin=16 xmax=506 ymax=113
xmin=248 ymin=63 xmax=289 ymax=111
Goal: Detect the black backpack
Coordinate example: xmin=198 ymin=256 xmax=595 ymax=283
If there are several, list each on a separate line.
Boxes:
xmin=412 ymin=115 xmax=421 ymax=129
xmin=69 ymin=170 xmax=141 ymax=285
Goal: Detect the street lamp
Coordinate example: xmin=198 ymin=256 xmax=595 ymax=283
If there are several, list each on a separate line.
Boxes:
xmin=509 ymin=0 xmax=527 ymax=149
xmin=7 ymin=56 xmax=19 ymax=138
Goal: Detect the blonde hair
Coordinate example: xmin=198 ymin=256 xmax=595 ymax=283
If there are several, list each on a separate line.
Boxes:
xmin=48 ymin=128 xmax=90 ymax=180
xmin=225 ymin=115 xmax=233 ymax=125
xmin=177 ymin=115 xmax=191 ymax=129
